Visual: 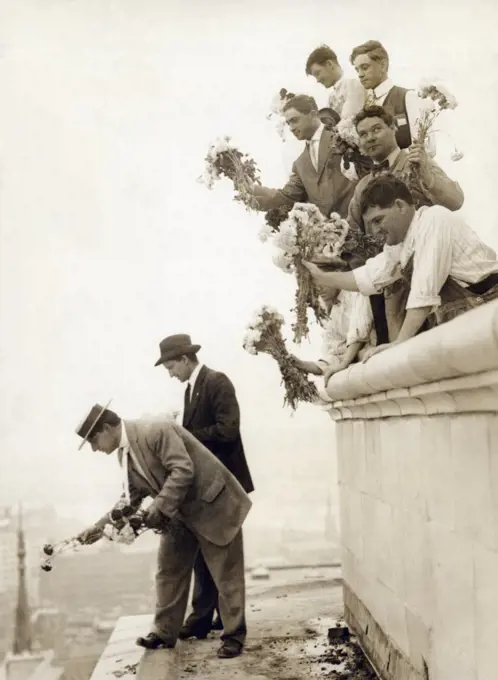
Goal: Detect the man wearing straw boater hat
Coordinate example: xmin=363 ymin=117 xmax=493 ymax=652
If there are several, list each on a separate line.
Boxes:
xmin=75 ymin=400 xmax=251 ymax=659
xmin=154 ymin=334 xmax=254 ymax=643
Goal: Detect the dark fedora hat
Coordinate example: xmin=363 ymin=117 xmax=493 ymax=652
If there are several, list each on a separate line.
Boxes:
xmin=154 ymin=334 xmax=201 ymax=367
xmin=75 ymin=399 xmax=112 ymax=450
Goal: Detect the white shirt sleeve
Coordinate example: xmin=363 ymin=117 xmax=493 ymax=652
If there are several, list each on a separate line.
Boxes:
xmin=405 ymin=90 xmax=437 ymax=156
xmin=353 ymin=249 xmax=402 ymax=295
xmin=406 ymin=207 xmax=454 ymax=309
xmin=341 ymin=79 xmax=367 ymax=120
xmin=346 ymin=294 xmax=373 ymax=345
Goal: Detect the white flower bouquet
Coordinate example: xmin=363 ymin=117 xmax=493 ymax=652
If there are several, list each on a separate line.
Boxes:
xmin=271 ymin=204 xmax=350 ymax=343
xmin=198 ymin=136 xmax=261 ymax=210
xmin=415 ymin=79 xmax=464 ymax=161
xmin=243 ymin=305 xmax=318 ymax=409
xmin=266 ymin=88 xmax=295 ymax=140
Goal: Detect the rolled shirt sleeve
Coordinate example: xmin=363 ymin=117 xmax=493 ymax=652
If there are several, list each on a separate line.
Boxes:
xmin=353 ymin=246 xmax=403 ymax=295
xmin=405 ymin=207 xmax=453 ymax=309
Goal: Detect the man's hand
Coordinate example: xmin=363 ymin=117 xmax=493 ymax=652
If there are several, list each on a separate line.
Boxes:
xmin=143 ymin=504 xmax=169 ymax=531
xmin=323 ymin=364 xmax=345 ymax=386
xmin=77 ymin=525 xmax=104 ymax=545
xmin=361 ymin=343 xmax=393 ymax=362
xmin=302 ymin=260 xmax=332 ymax=287
xmin=406 ymin=143 xmax=432 ymax=185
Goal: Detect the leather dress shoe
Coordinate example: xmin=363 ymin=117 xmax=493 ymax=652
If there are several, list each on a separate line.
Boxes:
xmin=217 ymin=639 xmax=243 ymax=658
xmin=178 ymin=624 xmax=210 ymax=641
xmin=211 ymin=617 xmax=223 ymax=631
xmin=135 ymin=633 xmax=175 ymax=649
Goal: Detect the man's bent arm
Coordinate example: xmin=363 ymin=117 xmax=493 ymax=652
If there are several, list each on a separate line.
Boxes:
xmin=252 ymin=164 xmax=307 ymax=211
xmin=394 ymin=307 xmax=432 ymax=343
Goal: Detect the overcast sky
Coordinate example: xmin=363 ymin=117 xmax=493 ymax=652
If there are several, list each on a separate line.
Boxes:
xmin=1 ymin=0 xmax=497 ymax=529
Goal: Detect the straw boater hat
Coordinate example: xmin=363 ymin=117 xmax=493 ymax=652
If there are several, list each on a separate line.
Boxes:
xmin=154 ymin=334 xmax=201 ymax=367
xmin=75 ymin=399 xmax=113 ymax=450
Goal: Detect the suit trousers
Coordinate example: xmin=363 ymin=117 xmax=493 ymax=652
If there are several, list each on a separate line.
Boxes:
xmin=184 ymin=551 xmax=221 ymax=633
xmin=152 ymin=520 xmax=246 ymax=645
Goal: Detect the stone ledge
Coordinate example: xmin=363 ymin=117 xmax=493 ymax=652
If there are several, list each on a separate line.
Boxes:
xmin=324 ymin=300 xmax=498 ymax=419
xmin=343 ymin=582 xmax=426 ymax=680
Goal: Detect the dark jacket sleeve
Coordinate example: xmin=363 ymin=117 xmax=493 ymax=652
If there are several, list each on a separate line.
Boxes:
xmin=190 ymin=372 xmax=240 ymax=446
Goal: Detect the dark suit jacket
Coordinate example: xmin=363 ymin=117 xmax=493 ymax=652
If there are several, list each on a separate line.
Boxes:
xmin=252 ymin=127 xmax=355 ymax=218
xmin=182 ymin=365 xmax=254 ymax=494
xmin=96 ymin=419 xmax=252 ymax=547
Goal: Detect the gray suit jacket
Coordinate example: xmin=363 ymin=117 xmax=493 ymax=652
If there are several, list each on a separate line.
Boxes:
xmin=252 ymin=128 xmax=355 ymax=218
xmin=97 ymin=419 xmax=252 ymax=547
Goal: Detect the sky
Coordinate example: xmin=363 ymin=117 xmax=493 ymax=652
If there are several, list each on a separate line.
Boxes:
xmin=1 ymin=0 xmax=497 ymax=531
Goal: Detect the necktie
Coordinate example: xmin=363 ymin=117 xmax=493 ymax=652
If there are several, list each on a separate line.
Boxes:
xmin=365 ymin=90 xmax=376 ymax=108
xmin=185 ymin=384 xmax=191 ymax=408
xmin=372 ymin=159 xmax=390 ymax=175
xmin=307 ymin=140 xmax=318 ymax=170
xmin=119 ymin=447 xmax=131 ymax=503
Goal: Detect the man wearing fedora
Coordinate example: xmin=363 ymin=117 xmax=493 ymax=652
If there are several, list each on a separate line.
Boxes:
xmin=76 ymin=402 xmax=251 ymax=659
xmin=154 ymin=334 xmax=254 ymax=643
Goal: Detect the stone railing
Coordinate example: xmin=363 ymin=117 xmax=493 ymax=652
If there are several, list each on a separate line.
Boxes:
xmin=325 ymin=299 xmax=498 ymax=680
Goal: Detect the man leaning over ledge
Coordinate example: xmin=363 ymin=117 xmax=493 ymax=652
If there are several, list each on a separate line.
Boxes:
xmin=304 ymin=175 xmax=498 ymax=361
xmin=249 ymin=94 xmax=355 ymax=218
xmin=75 ymin=403 xmax=251 ymax=659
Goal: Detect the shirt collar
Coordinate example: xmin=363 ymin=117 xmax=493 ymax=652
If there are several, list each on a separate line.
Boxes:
xmin=331 ymin=75 xmax=345 ymax=91
xmin=373 ymin=78 xmax=393 ymax=99
xmin=401 ymin=207 xmax=427 ymax=256
xmin=373 ymin=147 xmax=401 ymax=167
xmin=119 ymin=421 xmax=130 ymax=449
xmin=188 ymin=363 xmax=203 ymax=390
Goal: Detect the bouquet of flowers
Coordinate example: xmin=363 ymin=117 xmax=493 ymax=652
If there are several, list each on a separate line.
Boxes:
xmin=333 ymin=116 xmax=375 ymax=181
xmin=341 ymin=229 xmax=386 ymax=261
xmin=271 ymin=204 xmax=350 ymax=343
xmin=267 ymin=88 xmax=295 ymax=140
xmin=243 ymin=305 xmax=318 ymax=410
xmin=198 ymin=136 xmax=261 ymax=210
xmin=402 ymin=79 xmax=463 ymax=200
xmin=40 ymin=502 xmax=154 ymax=572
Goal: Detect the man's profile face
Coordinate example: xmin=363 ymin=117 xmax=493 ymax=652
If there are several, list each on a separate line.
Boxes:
xmin=163 ymin=357 xmax=190 ymax=383
xmin=284 ymin=107 xmax=316 ymax=141
xmin=89 ymin=425 xmax=116 ymax=455
xmin=309 ymin=60 xmax=337 ymax=89
xmin=353 ymin=54 xmax=386 ymax=90
xmin=356 ymin=116 xmax=397 ymax=161
xmin=362 ymin=201 xmax=411 ymax=245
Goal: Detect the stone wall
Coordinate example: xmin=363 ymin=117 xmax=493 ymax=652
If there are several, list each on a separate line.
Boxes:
xmin=325 ymin=300 xmax=498 ymax=680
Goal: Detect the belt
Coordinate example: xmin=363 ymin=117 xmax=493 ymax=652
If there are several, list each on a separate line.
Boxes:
xmin=467 ymin=273 xmax=498 ymax=295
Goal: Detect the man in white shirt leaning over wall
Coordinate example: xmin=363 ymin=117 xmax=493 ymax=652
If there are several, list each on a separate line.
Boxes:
xmin=303 ymin=175 xmax=498 ymax=361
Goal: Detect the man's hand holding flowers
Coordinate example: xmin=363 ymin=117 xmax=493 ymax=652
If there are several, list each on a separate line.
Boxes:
xmin=77 ymin=525 xmax=104 ymax=545
xmin=406 ymin=142 xmax=434 ymax=187
xmin=143 ymin=503 xmax=170 ymax=532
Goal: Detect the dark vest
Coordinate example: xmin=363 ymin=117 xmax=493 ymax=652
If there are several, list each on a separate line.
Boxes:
xmin=383 ymin=86 xmax=412 ymax=149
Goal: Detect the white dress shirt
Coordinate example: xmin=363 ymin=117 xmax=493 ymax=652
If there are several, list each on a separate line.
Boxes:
xmin=328 ymin=76 xmax=366 ymax=120
xmin=307 ymin=124 xmax=324 ymax=170
xmin=119 ymin=422 xmax=148 ymax=502
xmin=367 ymin=78 xmax=436 ymax=155
xmin=353 ymin=205 xmax=498 ymax=310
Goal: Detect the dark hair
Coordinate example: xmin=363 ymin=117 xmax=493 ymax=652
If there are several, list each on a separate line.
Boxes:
xmin=184 ymin=353 xmax=199 ymax=363
xmin=283 ymin=95 xmax=318 ymax=115
xmin=359 ymin=174 xmax=414 ymax=215
xmin=305 ymin=45 xmax=338 ymax=75
xmin=92 ymin=409 xmax=121 ymax=436
xmin=350 ymin=40 xmax=389 ymax=66
xmin=354 ymin=105 xmax=396 ymax=129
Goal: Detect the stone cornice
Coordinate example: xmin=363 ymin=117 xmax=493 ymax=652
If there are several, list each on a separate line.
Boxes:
xmin=325 ymin=300 xmax=498 ymax=420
